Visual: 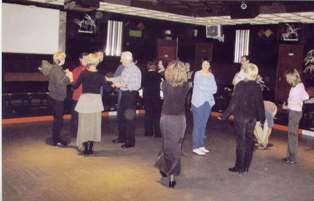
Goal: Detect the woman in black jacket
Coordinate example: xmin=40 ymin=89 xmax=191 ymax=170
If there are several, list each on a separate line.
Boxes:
xmin=220 ymin=63 xmax=265 ymax=174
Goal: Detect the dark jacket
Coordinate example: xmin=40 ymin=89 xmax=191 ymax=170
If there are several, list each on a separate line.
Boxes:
xmin=221 ymin=80 xmax=265 ymax=123
xmin=142 ymin=70 xmax=162 ymax=98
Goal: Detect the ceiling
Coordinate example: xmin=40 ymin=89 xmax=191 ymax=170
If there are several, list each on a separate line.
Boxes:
xmin=19 ymin=0 xmax=314 ymax=25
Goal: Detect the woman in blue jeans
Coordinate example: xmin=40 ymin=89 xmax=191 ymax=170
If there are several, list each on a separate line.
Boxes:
xmin=191 ymin=59 xmax=217 ymax=155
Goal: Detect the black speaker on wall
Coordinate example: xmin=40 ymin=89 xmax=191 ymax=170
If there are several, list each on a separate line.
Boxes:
xmin=229 ymin=3 xmax=259 ymax=19
xmin=65 ymin=0 xmax=99 ymax=11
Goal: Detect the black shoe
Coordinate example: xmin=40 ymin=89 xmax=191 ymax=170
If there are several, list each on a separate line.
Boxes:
xmin=267 ymin=143 xmax=274 ymax=148
xmin=168 ymin=180 xmax=176 ymax=188
xmin=228 ymin=167 xmax=239 ymax=172
xmin=121 ymin=144 xmax=134 ymax=149
xmin=112 ymin=138 xmax=124 ymax=144
xmin=87 ymin=142 xmax=94 ymax=155
xmin=159 ymin=170 xmax=167 ymax=178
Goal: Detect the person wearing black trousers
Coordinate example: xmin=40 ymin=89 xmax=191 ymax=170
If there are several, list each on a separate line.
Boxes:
xmin=219 ymin=63 xmax=265 ymax=174
xmin=142 ymin=61 xmax=162 ymax=137
xmin=39 ymin=51 xmax=70 ymax=146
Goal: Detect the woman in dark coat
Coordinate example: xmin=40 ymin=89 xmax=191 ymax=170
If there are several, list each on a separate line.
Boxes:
xmin=155 ymin=60 xmax=189 ymax=188
xmin=220 ymin=63 xmax=265 ymax=174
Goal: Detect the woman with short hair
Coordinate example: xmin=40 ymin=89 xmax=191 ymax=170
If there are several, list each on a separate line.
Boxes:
xmin=155 ymin=60 xmax=189 ymax=188
xmin=220 ymin=63 xmax=265 ymax=174
xmin=282 ymin=69 xmax=309 ymax=164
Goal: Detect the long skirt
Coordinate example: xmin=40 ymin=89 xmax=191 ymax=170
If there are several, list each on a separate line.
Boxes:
xmin=75 ymin=93 xmax=103 ymax=149
xmin=155 ymin=114 xmax=186 ymax=176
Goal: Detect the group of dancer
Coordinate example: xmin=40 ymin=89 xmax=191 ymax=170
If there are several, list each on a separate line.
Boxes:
xmin=40 ymin=51 xmax=309 ymax=188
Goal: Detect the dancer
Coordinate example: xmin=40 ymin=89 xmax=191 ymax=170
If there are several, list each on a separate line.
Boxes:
xmin=39 ymin=51 xmax=70 ymax=146
xmin=111 ymin=63 xmax=125 ymax=144
xmin=68 ymin=53 xmax=106 ymax=155
xmin=142 ymin=61 xmax=162 ymax=137
xmin=282 ymin=69 xmax=309 ymax=164
xmin=191 ymin=59 xmax=217 ymax=155
xmin=70 ymin=52 xmax=88 ymax=137
xmin=232 ymin=55 xmax=250 ymax=86
xmin=155 ymin=60 xmax=189 ymax=188
xmin=254 ymin=101 xmax=277 ymax=150
xmin=106 ymin=51 xmax=142 ymax=149
xmin=219 ymin=63 xmax=265 ymax=174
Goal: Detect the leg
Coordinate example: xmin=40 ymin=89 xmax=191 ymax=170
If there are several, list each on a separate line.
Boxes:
xmin=50 ymin=98 xmax=65 ymax=145
xmin=192 ymin=105 xmax=202 ymax=150
xmin=88 ymin=141 xmax=94 ymax=154
xmin=200 ymin=103 xmax=211 ymax=148
xmin=287 ymin=111 xmax=303 ymax=162
xmin=123 ymin=92 xmax=137 ymax=147
xmin=70 ymin=100 xmax=78 ymax=137
xmin=115 ymin=94 xmax=126 ymax=143
xmin=144 ymin=96 xmax=153 ymax=136
xmin=152 ymin=98 xmax=162 ymax=137
xmin=232 ymin=120 xmax=247 ymax=171
xmin=244 ymin=119 xmax=256 ymax=171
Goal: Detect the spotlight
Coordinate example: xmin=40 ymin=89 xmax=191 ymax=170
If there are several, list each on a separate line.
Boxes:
xmin=240 ymin=1 xmax=247 ymax=10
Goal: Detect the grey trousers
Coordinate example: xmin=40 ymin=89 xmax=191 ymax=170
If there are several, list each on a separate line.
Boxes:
xmin=155 ymin=114 xmax=186 ymax=176
xmin=287 ymin=110 xmax=303 ymax=162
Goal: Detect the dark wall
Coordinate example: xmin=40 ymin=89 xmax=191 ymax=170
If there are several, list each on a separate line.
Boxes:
xmin=3 ymin=7 xmax=314 ymax=95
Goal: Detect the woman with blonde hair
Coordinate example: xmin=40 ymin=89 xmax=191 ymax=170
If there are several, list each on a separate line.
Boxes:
xmin=68 ymin=53 xmax=107 ymax=155
xmin=282 ymin=69 xmax=309 ymax=164
xmin=191 ymin=59 xmax=217 ymax=155
xmin=220 ymin=63 xmax=265 ymax=174
xmin=155 ymin=60 xmax=189 ymax=188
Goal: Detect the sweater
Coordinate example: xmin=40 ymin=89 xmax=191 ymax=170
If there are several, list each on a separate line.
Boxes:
xmin=161 ymin=81 xmax=189 ymax=115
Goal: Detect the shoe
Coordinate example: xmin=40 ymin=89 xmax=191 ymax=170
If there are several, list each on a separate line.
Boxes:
xmin=257 ymin=145 xmax=268 ymax=150
xmin=54 ymin=140 xmax=68 ymax=146
xmin=267 ymin=143 xmax=274 ymax=148
xmin=121 ymin=144 xmax=134 ymax=149
xmin=282 ymin=158 xmax=296 ymax=164
xmin=193 ymin=148 xmax=206 ymax=156
xmin=168 ymin=180 xmax=176 ymax=188
xmin=199 ymin=147 xmax=210 ymax=153
xmin=228 ymin=167 xmax=239 ymax=172
xmin=159 ymin=170 xmax=167 ymax=178
xmin=112 ymin=138 xmax=124 ymax=144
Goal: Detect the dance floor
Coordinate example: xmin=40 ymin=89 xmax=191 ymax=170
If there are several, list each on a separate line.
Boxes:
xmin=3 ymin=118 xmax=314 ymax=201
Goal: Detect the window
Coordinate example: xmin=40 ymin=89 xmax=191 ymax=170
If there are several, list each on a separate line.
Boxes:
xmin=105 ymin=20 xmax=123 ymax=56
xmin=234 ymin=29 xmax=250 ymax=63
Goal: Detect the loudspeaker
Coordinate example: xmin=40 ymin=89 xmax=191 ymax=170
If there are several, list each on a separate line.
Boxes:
xmin=194 ymin=43 xmax=213 ymax=69
xmin=157 ymin=39 xmax=177 ymax=63
xmin=65 ymin=0 xmax=99 ymax=11
xmin=229 ymin=3 xmax=259 ymax=19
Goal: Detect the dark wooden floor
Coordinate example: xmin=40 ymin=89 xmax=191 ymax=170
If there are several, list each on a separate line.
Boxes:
xmin=3 ymin=118 xmax=314 ymax=201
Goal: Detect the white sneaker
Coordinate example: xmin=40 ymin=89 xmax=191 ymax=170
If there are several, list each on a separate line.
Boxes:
xmin=199 ymin=147 xmax=210 ymax=153
xmin=193 ymin=148 xmax=206 ymax=156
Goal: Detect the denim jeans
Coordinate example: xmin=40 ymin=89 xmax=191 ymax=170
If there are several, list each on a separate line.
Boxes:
xmin=192 ymin=102 xmax=212 ymax=149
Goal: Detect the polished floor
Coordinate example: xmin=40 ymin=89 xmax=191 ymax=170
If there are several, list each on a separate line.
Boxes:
xmin=3 ymin=118 xmax=314 ymax=201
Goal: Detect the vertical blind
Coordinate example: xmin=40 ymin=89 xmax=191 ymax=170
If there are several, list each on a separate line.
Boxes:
xmin=105 ymin=20 xmax=123 ymax=56
xmin=234 ymin=29 xmax=250 ymax=63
